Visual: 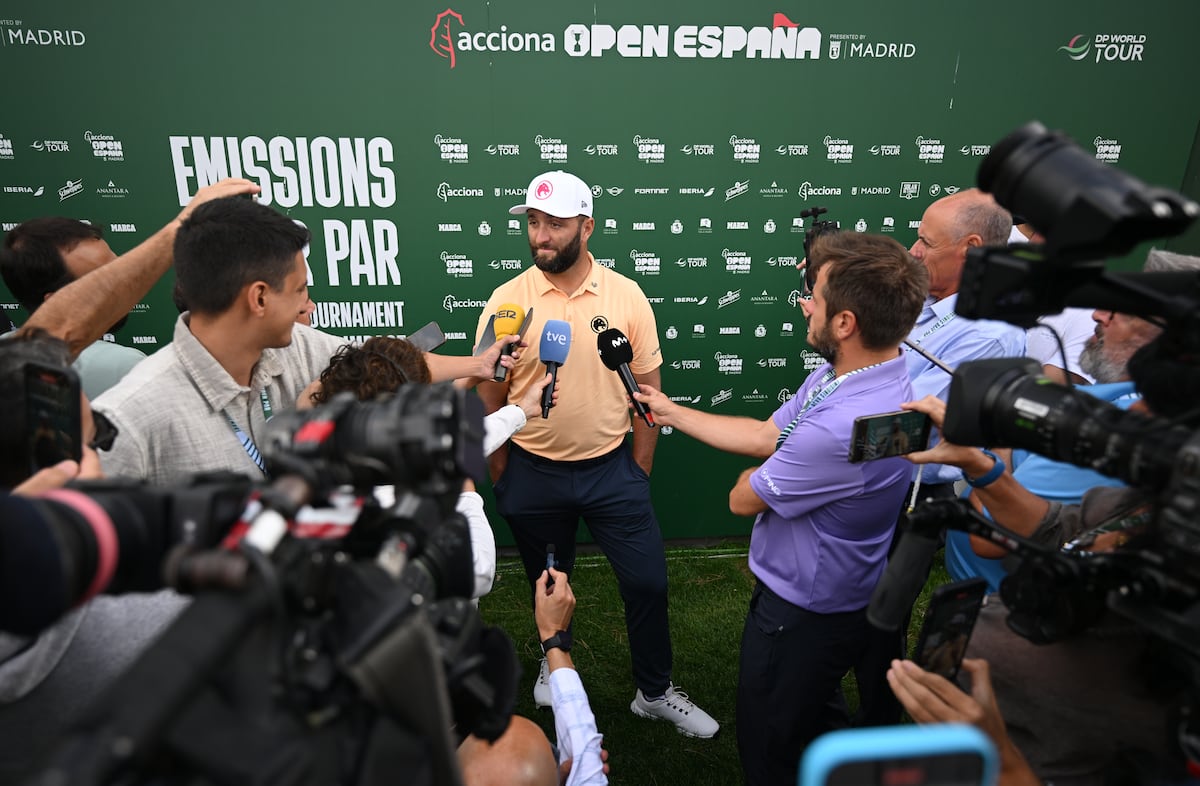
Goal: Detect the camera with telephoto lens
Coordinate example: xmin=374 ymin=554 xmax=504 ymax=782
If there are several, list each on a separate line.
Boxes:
xmin=8 ymin=383 xmax=515 ymax=786
xmin=869 ymin=121 xmax=1200 ymax=746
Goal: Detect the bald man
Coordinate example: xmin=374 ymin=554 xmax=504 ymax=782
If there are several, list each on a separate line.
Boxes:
xmin=458 ymin=716 xmax=559 ymax=786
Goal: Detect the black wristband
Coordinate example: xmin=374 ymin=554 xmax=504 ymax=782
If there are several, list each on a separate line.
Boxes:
xmin=540 ymin=630 xmax=572 ymax=654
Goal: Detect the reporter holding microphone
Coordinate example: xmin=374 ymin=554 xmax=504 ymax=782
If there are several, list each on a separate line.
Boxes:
xmin=474 ymin=170 xmax=718 ymax=738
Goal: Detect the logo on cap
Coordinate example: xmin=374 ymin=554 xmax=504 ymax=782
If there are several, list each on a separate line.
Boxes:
xmin=535 ymin=180 xmax=554 ymax=200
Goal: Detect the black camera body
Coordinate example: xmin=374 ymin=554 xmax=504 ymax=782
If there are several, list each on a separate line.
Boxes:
xmin=12 ymin=384 xmax=514 ymax=786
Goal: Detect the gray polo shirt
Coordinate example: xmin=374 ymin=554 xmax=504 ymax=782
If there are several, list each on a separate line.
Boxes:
xmin=93 ymin=314 xmax=346 ymax=485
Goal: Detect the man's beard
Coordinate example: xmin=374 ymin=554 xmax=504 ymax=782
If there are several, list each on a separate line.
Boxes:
xmin=1078 ymin=335 xmax=1125 ymax=383
xmin=530 ymin=227 xmax=582 ymax=274
xmin=809 ymin=321 xmax=839 ymax=364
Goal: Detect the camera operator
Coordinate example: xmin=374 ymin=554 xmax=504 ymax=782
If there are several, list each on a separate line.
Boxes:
xmin=899 ymin=392 xmax=1191 ymax=784
xmin=299 ymin=336 xmax=557 ymax=601
xmin=0 ymin=331 xmax=189 ymax=782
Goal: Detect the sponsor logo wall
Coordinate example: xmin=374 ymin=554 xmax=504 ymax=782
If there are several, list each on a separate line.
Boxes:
xmin=0 ymin=3 xmax=1195 ymax=538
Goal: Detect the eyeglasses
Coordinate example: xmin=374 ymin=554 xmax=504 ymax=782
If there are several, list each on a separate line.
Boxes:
xmin=89 ymin=411 xmax=119 ymax=452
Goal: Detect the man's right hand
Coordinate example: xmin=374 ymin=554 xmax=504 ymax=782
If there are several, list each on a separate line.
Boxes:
xmin=177 ymin=178 xmax=261 ymax=223
xmin=535 ymin=567 xmax=575 ymax=640
xmin=632 ymin=383 xmax=679 ymax=427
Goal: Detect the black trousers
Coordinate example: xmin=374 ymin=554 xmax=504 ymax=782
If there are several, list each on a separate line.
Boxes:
xmin=494 ymin=442 xmax=672 ymax=695
xmin=736 ymin=582 xmax=884 ymax=786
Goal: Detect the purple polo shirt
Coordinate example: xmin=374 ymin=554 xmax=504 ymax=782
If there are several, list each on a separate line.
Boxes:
xmin=748 ymin=355 xmax=912 ymax=613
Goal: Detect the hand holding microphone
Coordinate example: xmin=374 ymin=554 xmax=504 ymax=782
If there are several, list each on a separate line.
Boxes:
xmin=597 ymin=328 xmax=655 ymax=428
xmin=492 ymin=304 xmax=527 ymax=382
xmin=539 ymin=319 xmax=571 ymax=418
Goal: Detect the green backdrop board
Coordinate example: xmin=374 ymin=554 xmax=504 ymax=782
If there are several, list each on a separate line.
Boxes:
xmin=2 ymin=2 xmax=1198 ymax=541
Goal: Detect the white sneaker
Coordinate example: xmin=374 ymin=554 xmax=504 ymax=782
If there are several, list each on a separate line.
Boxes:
xmin=630 ymin=684 xmax=719 ymax=738
xmin=533 ymin=657 xmax=552 ymax=709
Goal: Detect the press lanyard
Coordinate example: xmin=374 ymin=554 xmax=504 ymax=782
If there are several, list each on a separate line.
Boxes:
xmin=225 ymin=388 xmax=273 ymax=477
xmin=776 ymin=362 xmax=886 ymax=450
xmin=912 ymin=311 xmax=956 ymax=345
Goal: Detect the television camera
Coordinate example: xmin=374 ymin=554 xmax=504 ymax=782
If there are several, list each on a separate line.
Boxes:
xmin=2 ymin=383 xmax=515 ymax=786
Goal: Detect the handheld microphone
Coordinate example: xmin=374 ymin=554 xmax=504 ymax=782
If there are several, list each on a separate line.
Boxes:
xmin=492 ymin=304 xmax=526 ymax=382
xmin=538 ymin=320 xmax=571 ymax=418
xmin=597 ymin=328 xmax=655 ymax=428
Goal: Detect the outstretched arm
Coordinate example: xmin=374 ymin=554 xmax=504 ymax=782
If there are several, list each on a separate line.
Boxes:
xmin=634 ymin=383 xmax=779 ymax=458
xmin=23 ymin=179 xmax=260 ymax=358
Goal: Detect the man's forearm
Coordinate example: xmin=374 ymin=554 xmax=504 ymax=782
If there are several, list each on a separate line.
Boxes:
xmin=664 ymin=406 xmax=777 ymax=458
xmin=24 ymin=222 xmax=177 ymax=358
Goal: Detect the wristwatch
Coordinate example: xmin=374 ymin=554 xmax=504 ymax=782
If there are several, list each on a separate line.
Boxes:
xmin=963 ymin=449 xmax=1006 ymax=489
xmin=540 ymin=630 xmax=572 ymax=654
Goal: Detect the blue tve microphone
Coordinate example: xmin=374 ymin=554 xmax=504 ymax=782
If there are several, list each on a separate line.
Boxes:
xmin=539 ymin=319 xmax=571 ymax=418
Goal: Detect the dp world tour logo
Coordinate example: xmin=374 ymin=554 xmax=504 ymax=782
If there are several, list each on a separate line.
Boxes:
xmin=431 ymin=8 xmax=466 ymax=68
xmin=1058 ymin=34 xmax=1091 ymax=60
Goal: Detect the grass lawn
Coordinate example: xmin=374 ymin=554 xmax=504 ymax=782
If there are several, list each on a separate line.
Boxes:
xmin=478 ymin=541 xmax=951 ymax=785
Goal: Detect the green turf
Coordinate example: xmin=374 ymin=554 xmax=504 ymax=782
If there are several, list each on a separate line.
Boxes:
xmin=478 ymin=542 xmax=951 ymax=785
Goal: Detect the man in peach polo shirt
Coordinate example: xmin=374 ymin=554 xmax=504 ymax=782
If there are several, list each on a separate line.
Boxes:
xmin=475 ymin=171 xmax=718 ymax=739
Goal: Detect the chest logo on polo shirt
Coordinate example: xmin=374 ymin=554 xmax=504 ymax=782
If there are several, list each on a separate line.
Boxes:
xmin=591 ymin=316 xmax=609 ymax=333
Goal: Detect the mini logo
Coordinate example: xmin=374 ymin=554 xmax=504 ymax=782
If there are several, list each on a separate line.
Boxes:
xmin=670 ymin=219 xmax=684 ymax=234
xmin=58 ymin=178 xmax=84 ymax=201
xmin=434 ymin=134 xmax=469 ymax=163
xmin=630 ymin=250 xmax=661 ymax=275
xmin=436 ymin=182 xmax=484 ymax=201
xmin=633 ymin=134 xmax=665 ymax=163
xmin=944 ymin=185 xmax=960 ymax=195
xmin=718 ymin=289 xmax=742 ymax=309
xmin=900 ymin=181 xmax=921 ymax=200
xmin=1094 ymin=137 xmax=1122 ymax=163
xmin=764 ymin=219 xmax=776 ymax=234
xmin=730 ymin=135 xmax=760 ymax=164
xmin=715 ymin=352 xmax=743 ymax=374
xmin=723 ymin=248 xmax=751 ymax=274
xmin=798 ymin=181 xmax=842 ymax=200
xmin=759 ymin=181 xmax=788 ymax=198
xmin=534 ymin=134 xmax=568 ymax=163
xmin=606 ymin=186 xmax=624 ymax=196
xmin=96 ymin=180 xmax=129 ymax=199
xmin=725 ymin=180 xmax=750 ymax=201
xmin=442 ymin=294 xmax=489 ymax=313
xmin=1058 ymin=33 xmax=1091 ymax=61
xmin=823 ymin=135 xmax=853 ymax=163
xmin=915 ymin=135 xmax=945 ymax=164
xmin=442 ymin=251 xmax=475 ymax=278
xmin=84 ymin=131 xmax=124 ymax=162
xmin=478 ymin=221 xmax=492 ymax=236
xmin=680 ymin=144 xmax=715 ymax=156
xmin=31 ymin=140 xmax=71 ymax=153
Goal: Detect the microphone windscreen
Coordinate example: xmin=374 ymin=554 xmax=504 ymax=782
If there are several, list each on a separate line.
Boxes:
xmin=539 ymin=320 xmax=571 ymax=366
xmin=493 ymin=304 xmax=525 ymax=338
xmin=596 ymin=328 xmax=634 ymax=370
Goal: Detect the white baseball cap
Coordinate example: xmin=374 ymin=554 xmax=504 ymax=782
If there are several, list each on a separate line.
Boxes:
xmin=509 ymin=171 xmax=593 ymax=218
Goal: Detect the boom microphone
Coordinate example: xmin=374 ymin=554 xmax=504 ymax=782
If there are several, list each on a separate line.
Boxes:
xmin=491 ymin=304 xmax=526 ymax=382
xmin=597 ymin=328 xmax=655 ymax=428
xmin=539 ymin=320 xmax=571 ymax=418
